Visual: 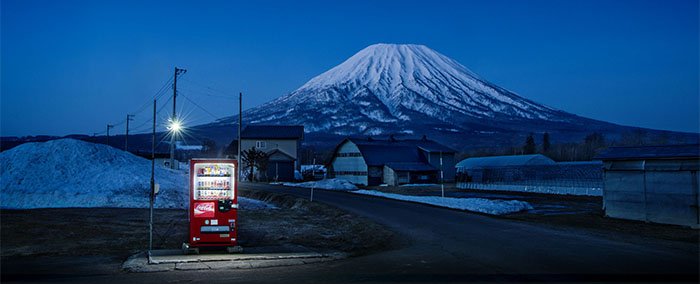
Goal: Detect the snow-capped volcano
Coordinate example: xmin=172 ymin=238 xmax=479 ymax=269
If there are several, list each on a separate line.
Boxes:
xmin=293 ymin=43 xmax=560 ymax=122
xmin=197 ymin=43 xmax=672 ymax=150
xmin=216 ymin=43 xmax=592 ymax=137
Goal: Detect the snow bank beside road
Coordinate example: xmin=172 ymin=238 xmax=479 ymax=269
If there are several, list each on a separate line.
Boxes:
xmin=278 ymin=178 xmax=532 ymax=215
xmin=282 ymin=178 xmax=357 ymax=190
xmin=0 ymin=139 xmax=273 ymax=210
xmin=353 ymin=190 xmax=533 ymax=215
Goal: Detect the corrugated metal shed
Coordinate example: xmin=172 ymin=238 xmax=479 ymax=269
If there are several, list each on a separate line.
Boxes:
xmin=597 ymin=144 xmax=700 ymax=228
xmin=595 ymin=144 xmax=700 ymax=160
xmin=456 ymin=154 xmax=555 ymax=169
xmin=385 ymin=162 xmax=437 ymax=172
xmin=241 ymin=125 xmax=304 ymax=139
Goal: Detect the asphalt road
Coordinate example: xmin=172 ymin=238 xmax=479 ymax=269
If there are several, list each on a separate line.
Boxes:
xmin=15 ymin=184 xmax=700 ymax=283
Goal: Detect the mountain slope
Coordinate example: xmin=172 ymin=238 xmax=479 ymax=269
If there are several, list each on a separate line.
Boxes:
xmin=202 ymin=43 xmax=692 ymax=150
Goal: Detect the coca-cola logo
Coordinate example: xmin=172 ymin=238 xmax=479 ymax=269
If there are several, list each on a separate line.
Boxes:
xmin=193 ymin=202 xmax=215 ymax=218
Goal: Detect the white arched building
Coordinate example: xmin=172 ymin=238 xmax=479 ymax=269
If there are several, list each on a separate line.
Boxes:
xmin=329 ymin=137 xmax=456 ymax=186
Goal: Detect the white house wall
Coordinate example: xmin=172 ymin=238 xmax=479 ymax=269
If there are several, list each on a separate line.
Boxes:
xmin=332 ymin=141 xmax=368 ymax=185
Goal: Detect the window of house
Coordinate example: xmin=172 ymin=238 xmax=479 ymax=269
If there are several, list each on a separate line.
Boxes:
xmin=256 ymin=141 xmax=266 ymax=148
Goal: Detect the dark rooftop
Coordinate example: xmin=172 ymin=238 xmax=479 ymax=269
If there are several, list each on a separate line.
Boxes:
xmin=385 ymin=162 xmax=437 ymax=172
xmin=595 ymin=144 xmax=700 ymax=160
xmin=356 ymin=144 xmax=423 ymax=166
xmin=349 ymin=137 xmax=455 ymax=153
xmin=456 ymin=154 xmax=555 ymax=169
xmin=241 ymin=125 xmax=304 ymax=140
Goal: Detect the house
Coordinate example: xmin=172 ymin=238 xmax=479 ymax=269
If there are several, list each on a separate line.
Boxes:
xmin=329 ymin=136 xmax=456 ymax=186
xmin=595 ymin=144 xmax=700 ymax=228
xmin=456 ymin=154 xmax=555 ymax=182
xmin=240 ymin=125 xmax=304 ymax=181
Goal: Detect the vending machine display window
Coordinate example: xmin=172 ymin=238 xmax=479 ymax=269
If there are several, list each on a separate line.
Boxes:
xmin=192 ymin=163 xmax=235 ymax=201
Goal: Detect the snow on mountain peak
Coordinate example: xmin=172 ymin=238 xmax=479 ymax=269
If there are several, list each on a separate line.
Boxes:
xmin=299 ymin=43 xmax=481 ymax=92
xmin=226 ymin=43 xmax=575 ymax=136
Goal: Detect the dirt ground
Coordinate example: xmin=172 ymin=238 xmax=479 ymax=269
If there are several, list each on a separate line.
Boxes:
xmin=364 ymin=183 xmax=698 ymax=244
xmin=0 ymin=189 xmax=394 ymax=278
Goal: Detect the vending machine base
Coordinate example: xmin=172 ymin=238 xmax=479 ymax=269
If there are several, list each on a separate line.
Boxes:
xmin=181 ymin=243 xmax=243 ymax=255
xmin=181 ymin=243 xmax=199 ymax=255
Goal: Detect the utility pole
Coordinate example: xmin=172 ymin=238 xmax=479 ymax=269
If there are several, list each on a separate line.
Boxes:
xmin=149 ymin=99 xmax=156 ymax=258
xmin=440 ymin=151 xmax=445 ymax=198
xmin=106 ymin=124 xmax=114 ymax=146
xmin=237 ymin=92 xmax=242 ymax=183
xmin=125 ymin=114 xmax=134 ymax=151
xmin=170 ymin=67 xmax=187 ymax=169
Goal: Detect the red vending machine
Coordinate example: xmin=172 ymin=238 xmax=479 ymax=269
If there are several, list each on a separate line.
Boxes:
xmin=183 ymin=159 xmax=241 ymax=254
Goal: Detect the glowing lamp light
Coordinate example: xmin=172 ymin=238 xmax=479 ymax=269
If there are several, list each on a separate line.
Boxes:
xmin=168 ymin=119 xmax=183 ymax=133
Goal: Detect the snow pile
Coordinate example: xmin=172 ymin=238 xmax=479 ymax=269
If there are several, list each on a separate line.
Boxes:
xmin=353 ymin=190 xmax=533 ymax=215
xmin=0 ymin=139 xmax=271 ymax=210
xmin=300 ymin=164 xmax=326 ymax=172
xmin=282 ymin=178 xmax=357 ymax=191
xmin=400 ymin=183 xmax=438 ymax=187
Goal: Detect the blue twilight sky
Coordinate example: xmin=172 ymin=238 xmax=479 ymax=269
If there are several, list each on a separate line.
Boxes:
xmin=1 ymin=0 xmax=698 ymax=137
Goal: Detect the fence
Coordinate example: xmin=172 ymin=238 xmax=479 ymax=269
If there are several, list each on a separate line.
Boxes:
xmin=456 ymin=163 xmax=603 ymax=196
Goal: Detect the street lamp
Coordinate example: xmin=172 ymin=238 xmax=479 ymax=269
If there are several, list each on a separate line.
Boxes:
xmin=169 ymin=119 xmax=182 ymax=133
xmin=168 ymin=118 xmax=183 ymax=169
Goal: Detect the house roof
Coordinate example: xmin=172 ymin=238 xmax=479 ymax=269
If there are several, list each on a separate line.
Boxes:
xmin=385 ymin=162 xmax=437 ymax=172
xmin=348 ymin=137 xmax=455 ymax=153
xmin=266 ymin=148 xmax=295 ymax=161
xmin=456 ymin=154 xmax=555 ymax=169
xmin=330 ymin=137 xmax=453 ymax=169
xmin=594 ymin=144 xmax=700 ymax=160
xmin=241 ymin=125 xmax=304 ymax=140
xmin=355 ymin=144 xmax=423 ymax=166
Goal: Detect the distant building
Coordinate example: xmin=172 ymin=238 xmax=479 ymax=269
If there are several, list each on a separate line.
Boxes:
xmin=596 ymin=144 xmax=700 ymax=228
xmin=329 ymin=136 xmax=456 ymax=186
xmin=240 ymin=125 xmax=304 ymax=181
xmin=456 ymin=154 xmax=555 ymax=183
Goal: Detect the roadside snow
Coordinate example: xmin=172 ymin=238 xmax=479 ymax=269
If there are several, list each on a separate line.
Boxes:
xmin=400 ymin=183 xmax=438 ymax=187
xmin=0 ymin=139 xmax=273 ymax=210
xmin=352 ymin=190 xmax=533 ymax=215
xmin=282 ymin=178 xmax=357 ymax=190
xmin=277 ymin=178 xmax=530 ymax=215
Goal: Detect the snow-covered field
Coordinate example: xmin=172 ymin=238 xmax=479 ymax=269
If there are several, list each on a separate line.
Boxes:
xmin=0 ymin=139 xmax=272 ymax=210
xmin=279 ymin=179 xmax=532 ymax=215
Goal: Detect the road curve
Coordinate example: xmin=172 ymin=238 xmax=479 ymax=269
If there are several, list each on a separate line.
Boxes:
xmin=65 ymin=183 xmax=700 ymax=283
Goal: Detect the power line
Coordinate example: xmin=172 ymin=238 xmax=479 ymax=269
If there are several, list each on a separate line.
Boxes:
xmin=181 ymin=77 xmax=233 ymax=97
xmin=128 ymin=95 xmax=174 ymax=134
xmin=178 ymin=86 xmax=237 ymax=100
xmin=93 ymin=74 xmax=175 ymax=137
xmin=178 ymin=91 xmax=225 ymax=121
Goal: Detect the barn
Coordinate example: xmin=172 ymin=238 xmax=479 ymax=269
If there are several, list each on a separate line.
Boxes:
xmin=595 ymin=144 xmax=700 ymax=228
xmin=329 ymin=137 xmax=455 ymax=186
